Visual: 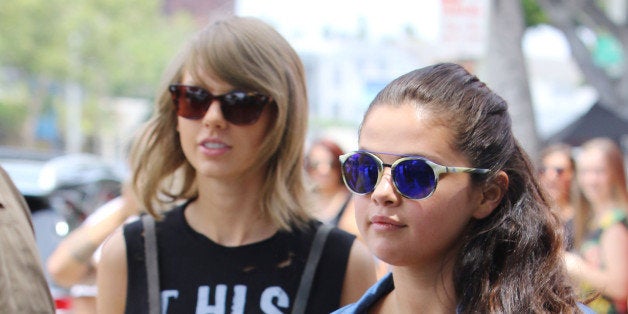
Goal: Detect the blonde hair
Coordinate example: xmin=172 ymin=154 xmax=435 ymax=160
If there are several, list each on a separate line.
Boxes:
xmin=129 ymin=16 xmax=310 ymax=231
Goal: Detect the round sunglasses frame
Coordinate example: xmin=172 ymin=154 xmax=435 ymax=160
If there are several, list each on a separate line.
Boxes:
xmin=339 ymin=150 xmax=490 ymax=200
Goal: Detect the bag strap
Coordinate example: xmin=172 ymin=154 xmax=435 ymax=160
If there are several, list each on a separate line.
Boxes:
xmin=141 ymin=215 xmax=161 ymax=314
xmin=292 ymin=223 xmax=333 ymax=314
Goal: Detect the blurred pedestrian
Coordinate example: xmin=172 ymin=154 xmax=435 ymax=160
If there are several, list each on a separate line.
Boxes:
xmin=46 ymin=184 xmax=139 ymax=314
xmin=566 ymin=137 xmax=628 ymax=313
xmin=0 ymin=165 xmax=55 ymax=313
xmin=97 ymin=16 xmax=376 ymax=313
xmin=334 ymin=63 xmax=592 ymax=313
xmin=539 ymin=142 xmax=577 ymax=250
xmin=305 ymin=138 xmax=390 ymax=278
xmin=305 ymin=138 xmax=357 ymax=233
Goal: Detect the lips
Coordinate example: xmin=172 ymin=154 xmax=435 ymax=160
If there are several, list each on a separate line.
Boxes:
xmin=201 ymin=140 xmax=228 ymax=149
xmin=199 ymin=139 xmax=230 ymax=156
xmin=370 ymin=215 xmax=406 ymax=230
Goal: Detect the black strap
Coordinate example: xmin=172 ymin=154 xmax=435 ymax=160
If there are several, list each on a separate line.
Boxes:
xmin=292 ymin=223 xmax=333 ymax=314
xmin=141 ymin=215 xmax=160 ymax=314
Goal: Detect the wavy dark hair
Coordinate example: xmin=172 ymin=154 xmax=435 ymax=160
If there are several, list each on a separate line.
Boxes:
xmin=363 ymin=63 xmax=579 ymax=313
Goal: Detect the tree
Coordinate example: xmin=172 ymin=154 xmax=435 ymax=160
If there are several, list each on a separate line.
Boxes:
xmin=0 ymin=0 xmax=70 ymax=147
xmin=482 ymin=0 xmax=541 ymax=159
xmin=534 ymin=0 xmax=628 ymax=116
xmin=0 ymin=0 xmax=195 ymax=150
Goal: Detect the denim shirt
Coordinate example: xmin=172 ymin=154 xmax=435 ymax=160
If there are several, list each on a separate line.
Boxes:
xmin=332 ymin=273 xmax=596 ymax=314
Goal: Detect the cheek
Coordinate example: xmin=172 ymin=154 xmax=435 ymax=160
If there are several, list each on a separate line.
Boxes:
xmin=176 ymin=119 xmax=201 ymax=165
xmin=353 ymin=196 xmax=371 ymax=233
xmin=427 ymin=180 xmax=479 ymax=225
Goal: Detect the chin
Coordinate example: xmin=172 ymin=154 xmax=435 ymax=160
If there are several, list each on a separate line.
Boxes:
xmin=367 ymin=242 xmax=405 ymax=266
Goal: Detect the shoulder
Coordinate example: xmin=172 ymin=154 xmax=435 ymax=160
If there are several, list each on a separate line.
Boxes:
xmin=327 ymin=223 xmax=357 ymax=246
xmin=332 ymin=273 xmax=394 ymax=314
xmin=101 ymin=227 xmax=127 ymax=266
xmin=313 ymin=222 xmax=356 ymax=266
xmin=577 ymin=302 xmax=597 ymax=314
xmin=123 ymin=204 xmax=185 ymax=235
xmin=97 ymin=227 xmax=129 ymax=313
xmin=600 ymin=208 xmax=628 ymax=228
xmin=599 ymin=209 xmax=628 ymax=239
xmin=344 ymin=237 xmax=377 ymax=280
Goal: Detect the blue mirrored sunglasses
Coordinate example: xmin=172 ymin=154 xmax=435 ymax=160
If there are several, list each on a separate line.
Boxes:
xmin=339 ymin=151 xmax=490 ymax=200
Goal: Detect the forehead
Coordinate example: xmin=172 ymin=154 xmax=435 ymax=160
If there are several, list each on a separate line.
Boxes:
xmin=543 ymin=151 xmax=572 ymax=166
xmin=576 ymin=149 xmax=608 ymax=169
xmin=308 ymin=145 xmax=334 ymax=159
xmin=359 ymin=104 xmax=460 ymax=163
xmin=181 ymin=70 xmax=233 ymax=93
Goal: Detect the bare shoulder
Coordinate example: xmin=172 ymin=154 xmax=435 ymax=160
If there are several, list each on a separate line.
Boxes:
xmin=340 ymin=239 xmax=377 ymax=305
xmin=601 ymin=221 xmax=628 ymax=248
xmin=97 ymin=227 xmax=128 ymax=313
xmin=100 ymin=226 xmax=127 ymax=264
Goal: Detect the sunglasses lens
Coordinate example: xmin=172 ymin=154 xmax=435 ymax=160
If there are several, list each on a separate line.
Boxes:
xmin=221 ymin=92 xmax=268 ymax=125
xmin=170 ymin=86 xmax=211 ymax=119
xmin=393 ymin=159 xmax=436 ymax=199
xmin=169 ymin=86 xmax=270 ymax=125
xmin=341 ymin=153 xmax=380 ymax=194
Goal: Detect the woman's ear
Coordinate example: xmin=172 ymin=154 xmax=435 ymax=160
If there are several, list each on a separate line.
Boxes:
xmin=473 ymin=171 xmax=508 ymax=219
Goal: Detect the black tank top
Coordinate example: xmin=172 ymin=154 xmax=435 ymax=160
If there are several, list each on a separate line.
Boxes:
xmin=123 ymin=202 xmax=355 ymax=314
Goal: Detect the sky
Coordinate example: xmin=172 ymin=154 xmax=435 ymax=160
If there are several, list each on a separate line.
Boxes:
xmin=236 ymin=0 xmax=595 ymax=138
xmin=237 ymin=0 xmax=441 ymax=42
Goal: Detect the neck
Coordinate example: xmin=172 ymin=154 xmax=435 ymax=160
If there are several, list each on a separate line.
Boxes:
xmin=184 ymin=175 xmax=278 ymax=247
xmin=591 ymin=199 xmax=619 ymax=213
xmin=555 ymin=198 xmax=574 ymax=221
xmin=376 ymin=266 xmax=457 ymax=314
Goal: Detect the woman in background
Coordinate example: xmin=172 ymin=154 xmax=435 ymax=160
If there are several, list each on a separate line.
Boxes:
xmin=539 ymin=143 xmax=577 ymax=250
xmin=305 ymin=138 xmax=357 ymax=233
xmin=567 ymin=137 xmax=628 ymax=313
xmin=306 ymin=138 xmax=390 ymax=278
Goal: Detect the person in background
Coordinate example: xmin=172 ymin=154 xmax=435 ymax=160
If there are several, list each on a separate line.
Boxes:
xmin=305 ymin=138 xmax=357 ymax=233
xmin=539 ymin=142 xmax=577 ymax=251
xmin=567 ymin=137 xmax=628 ymax=313
xmin=97 ymin=16 xmax=376 ymax=313
xmin=333 ymin=63 xmax=592 ymax=313
xmin=46 ymin=186 xmax=139 ymax=314
xmin=305 ymin=138 xmax=390 ymax=278
xmin=0 ymin=165 xmax=55 ymax=313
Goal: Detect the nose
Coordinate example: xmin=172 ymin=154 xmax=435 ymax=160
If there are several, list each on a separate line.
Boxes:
xmin=202 ymin=100 xmax=227 ymax=128
xmin=370 ymin=168 xmax=402 ymax=207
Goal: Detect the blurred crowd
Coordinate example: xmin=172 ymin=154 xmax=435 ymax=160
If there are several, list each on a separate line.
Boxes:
xmin=539 ymin=138 xmax=628 ymax=313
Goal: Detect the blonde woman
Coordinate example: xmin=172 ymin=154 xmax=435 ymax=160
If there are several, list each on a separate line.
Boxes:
xmin=97 ymin=16 xmax=375 ymax=313
xmin=567 ymin=137 xmax=628 ymax=313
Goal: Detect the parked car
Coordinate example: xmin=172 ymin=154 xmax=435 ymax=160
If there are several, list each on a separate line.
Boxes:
xmin=0 ymin=147 xmax=122 ymax=313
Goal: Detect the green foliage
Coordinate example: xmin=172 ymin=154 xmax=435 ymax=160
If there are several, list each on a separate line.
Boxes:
xmin=0 ymin=0 xmax=70 ymax=78
xmin=0 ymin=0 xmax=196 ymax=96
xmin=522 ymin=0 xmax=548 ymax=27
xmin=0 ymin=99 xmax=28 ymax=143
xmin=0 ymin=0 xmax=197 ymax=146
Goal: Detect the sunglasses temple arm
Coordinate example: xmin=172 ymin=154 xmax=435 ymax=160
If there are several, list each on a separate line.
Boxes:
xmin=444 ymin=166 xmax=490 ymax=174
